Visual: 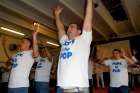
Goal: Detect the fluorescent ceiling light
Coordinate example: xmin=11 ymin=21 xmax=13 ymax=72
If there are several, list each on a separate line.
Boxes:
xmin=0 ymin=27 xmax=25 ymax=36
xmin=47 ymin=41 xmax=59 ymax=47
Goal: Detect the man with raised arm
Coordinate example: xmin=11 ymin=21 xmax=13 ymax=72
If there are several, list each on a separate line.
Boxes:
xmin=54 ymin=0 xmax=93 ymax=92
xmin=100 ymin=49 xmax=136 ymax=93
xmin=8 ymin=23 xmax=39 ymax=93
xmin=34 ymin=40 xmax=53 ymax=93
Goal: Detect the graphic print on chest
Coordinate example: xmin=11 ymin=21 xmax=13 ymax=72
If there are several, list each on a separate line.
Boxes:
xmin=36 ymin=58 xmax=46 ymax=68
xmin=112 ymin=62 xmax=122 ymax=72
xmin=60 ymin=39 xmax=75 ymax=60
xmin=11 ymin=52 xmax=24 ymax=68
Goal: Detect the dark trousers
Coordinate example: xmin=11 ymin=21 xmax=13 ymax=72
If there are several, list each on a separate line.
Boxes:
xmin=109 ymin=86 xmax=129 ymax=93
xmin=89 ymin=79 xmax=93 ymax=93
xmin=1 ymin=82 xmax=8 ymax=93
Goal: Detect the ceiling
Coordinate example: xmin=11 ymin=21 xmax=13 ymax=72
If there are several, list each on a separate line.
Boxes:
xmin=0 ymin=0 xmax=140 ymax=46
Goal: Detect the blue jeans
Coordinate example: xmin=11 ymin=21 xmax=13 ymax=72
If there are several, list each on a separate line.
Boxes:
xmin=56 ymin=87 xmax=89 ymax=93
xmin=35 ymin=82 xmax=49 ymax=93
xmin=8 ymin=87 xmax=28 ymax=93
xmin=109 ymin=86 xmax=129 ymax=93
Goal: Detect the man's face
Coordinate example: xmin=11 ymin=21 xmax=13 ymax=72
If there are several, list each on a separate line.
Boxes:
xmin=67 ymin=24 xmax=81 ymax=39
xmin=112 ymin=51 xmax=121 ymax=59
xmin=19 ymin=39 xmax=31 ymax=51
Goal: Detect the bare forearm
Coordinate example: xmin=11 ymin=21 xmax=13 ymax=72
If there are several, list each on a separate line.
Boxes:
xmin=33 ymin=35 xmax=39 ymax=57
xmin=44 ymin=48 xmax=52 ymax=61
xmin=2 ymin=37 xmax=10 ymax=58
xmin=123 ymin=56 xmax=134 ymax=65
xmin=55 ymin=14 xmax=65 ymax=39
xmin=83 ymin=0 xmax=93 ymax=31
xmin=0 ymin=64 xmax=10 ymax=71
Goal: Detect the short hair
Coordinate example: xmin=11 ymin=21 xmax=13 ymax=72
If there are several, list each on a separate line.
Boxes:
xmin=22 ymin=38 xmax=33 ymax=48
xmin=112 ymin=49 xmax=121 ymax=53
xmin=68 ymin=23 xmax=81 ymax=30
xmin=68 ymin=23 xmax=82 ymax=34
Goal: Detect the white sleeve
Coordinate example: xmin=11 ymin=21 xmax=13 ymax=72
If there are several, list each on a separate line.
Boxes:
xmin=132 ymin=56 xmax=138 ymax=63
xmin=59 ymin=35 xmax=68 ymax=45
xmin=103 ymin=60 xmax=111 ymax=66
xmin=123 ymin=60 xmax=128 ymax=68
xmin=34 ymin=56 xmax=40 ymax=63
xmin=81 ymin=30 xmax=92 ymax=45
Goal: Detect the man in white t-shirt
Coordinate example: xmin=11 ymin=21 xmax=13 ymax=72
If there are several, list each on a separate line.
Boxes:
xmin=8 ymin=25 xmax=39 ymax=93
xmin=54 ymin=0 xmax=93 ymax=92
xmin=102 ymin=49 xmax=135 ymax=93
xmin=34 ymin=44 xmax=53 ymax=93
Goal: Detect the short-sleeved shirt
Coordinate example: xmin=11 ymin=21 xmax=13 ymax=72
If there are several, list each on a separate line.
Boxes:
xmin=104 ymin=58 xmax=128 ymax=87
xmin=57 ymin=30 xmax=92 ymax=88
xmin=2 ymin=71 xmax=10 ymax=83
xmin=35 ymin=56 xmax=52 ymax=82
xmin=8 ymin=50 xmax=34 ymax=88
xmin=2 ymin=65 xmax=11 ymax=83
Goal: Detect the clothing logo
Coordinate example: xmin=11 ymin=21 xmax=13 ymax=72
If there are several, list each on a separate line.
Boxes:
xmin=11 ymin=52 xmax=23 ymax=68
xmin=36 ymin=58 xmax=45 ymax=68
xmin=37 ymin=62 xmax=42 ymax=68
xmin=112 ymin=62 xmax=122 ymax=72
xmin=60 ymin=40 xmax=75 ymax=60
xmin=11 ymin=58 xmax=18 ymax=68
xmin=63 ymin=40 xmax=75 ymax=46
xmin=60 ymin=48 xmax=72 ymax=59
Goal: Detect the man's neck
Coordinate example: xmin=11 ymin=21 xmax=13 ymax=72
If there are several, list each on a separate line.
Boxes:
xmin=68 ymin=35 xmax=80 ymax=40
xmin=20 ymin=48 xmax=30 ymax=52
xmin=113 ymin=57 xmax=121 ymax=60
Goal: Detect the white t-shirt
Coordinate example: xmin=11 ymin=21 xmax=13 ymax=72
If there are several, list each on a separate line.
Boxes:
xmin=104 ymin=58 xmax=128 ymax=87
xmin=2 ymin=71 xmax=10 ymax=83
xmin=88 ymin=60 xmax=93 ymax=79
xmin=57 ymin=30 xmax=92 ymax=88
xmin=1 ymin=66 xmax=11 ymax=83
xmin=35 ymin=56 xmax=52 ymax=82
xmin=8 ymin=50 xmax=34 ymax=88
xmin=131 ymin=56 xmax=138 ymax=63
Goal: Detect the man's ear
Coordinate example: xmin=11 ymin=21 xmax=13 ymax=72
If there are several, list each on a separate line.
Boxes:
xmin=78 ymin=30 xmax=81 ymax=34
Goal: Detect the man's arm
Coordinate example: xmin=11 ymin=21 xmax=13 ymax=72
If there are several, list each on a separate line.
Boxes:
xmin=2 ymin=36 xmax=10 ymax=59
xmin=43 ymin=47 xmax=52 ymax=62
xmin=122 ymin=55 xmax=140 ymax=68
xmin=40 ymin=41 xmax=52 ymax=61
xmin=121 ymin=49 xmax=135 ymax=65
xmin=0 ymin=64 xmax=10 ymax=71
xmin=2 ymin=36 xmax=12 ymax=69
xmin=54 ymin=6 xmax=65 ymax=40
xmin=83 ymin=0 xmax=93 ymax=31
xmin=123 ymin=56 xmax=136 ymax=65
xmin=32 ymin=23 xmax=39 ymax=57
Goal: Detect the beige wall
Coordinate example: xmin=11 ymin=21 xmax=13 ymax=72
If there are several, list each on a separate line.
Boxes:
xmin=97 ymin=40 xmax=131 ymax=58
xmin=0 ymin=35 xmax=20 ymax=62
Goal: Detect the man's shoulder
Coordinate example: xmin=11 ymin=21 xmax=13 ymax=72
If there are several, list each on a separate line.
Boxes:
xmin=82 ymin=30 xmax=92 ymax=35
xmin=119 ymin=58 xmax=127 ymax=62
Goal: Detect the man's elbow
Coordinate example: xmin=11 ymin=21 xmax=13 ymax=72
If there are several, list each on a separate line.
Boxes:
xmin=32 ymin=52 xmax=39 ymax=58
